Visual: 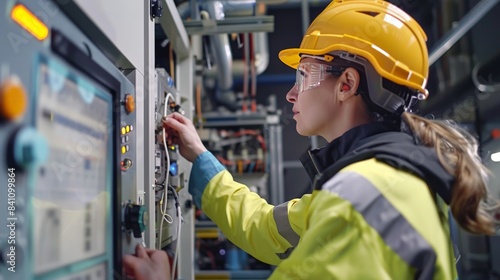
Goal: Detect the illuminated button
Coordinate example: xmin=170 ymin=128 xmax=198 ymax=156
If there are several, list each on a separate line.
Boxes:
xmin=121 ymin=146 xmax=126 ymax=154
xmin=11 ymin=4 xmax=49 ymax=40
xmin=121 ymin=137 xmax=126 ymax=144
xmin=0 ymin=76 xmax=28 ymax=120
xmin=125 ymin=145 xmax=129 ymax=152
xmin=130 ymin=125 xmax=134 ymax=131
xmin=121 ymin=127 xmax=126 ymax=135
xmin=125 ymin=94 xmax=135 ymax=113
xmin=126 ymin=125 xmax=130 ymax=133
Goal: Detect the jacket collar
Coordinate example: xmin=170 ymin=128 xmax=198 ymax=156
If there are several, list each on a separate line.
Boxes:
xmin=300 ymin=122 xmax=399 ymax=180
xmin=299 ymin=121 xmax=455 ymax=204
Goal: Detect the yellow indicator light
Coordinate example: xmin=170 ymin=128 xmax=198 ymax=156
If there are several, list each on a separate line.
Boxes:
xmin=11 ymin=4 xmax=49 ymax=41
xmin=126 ymin=125 xmax=130 ymax=133
xmin=121 ymin=127 xmax=126 ymax=135
xmin=121 ymin=146 xmax=126 ymax=154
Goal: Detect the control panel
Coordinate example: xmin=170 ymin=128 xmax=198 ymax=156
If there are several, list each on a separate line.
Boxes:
xmin=0 ymin=1 xmax=142 ymax=279
xmin=154 ymin=68 xmax=184 ymax=250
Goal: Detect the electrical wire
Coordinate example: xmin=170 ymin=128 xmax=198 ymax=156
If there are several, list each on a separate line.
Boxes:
xmin=159 ymin=92 xmax=183 ymax=279
xmin=159 ymin=189 xmax=174 ymax=223
xmin=158 ymin=92 xmax=176 ymax=249
xmin=196 ymin=81 xmax=203 ymax=129
xmin=168 ymin=186 xmax=182 ymax=280
xmin=472 ymin=62 xmax=500 ymax=92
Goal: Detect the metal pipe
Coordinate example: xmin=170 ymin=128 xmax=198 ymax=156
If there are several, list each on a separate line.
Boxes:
xmin=204 ymin=32 xmax=269 ymax=78
xmin=301 ymin=0 xmax=310 ymax=35
xmin=429 ymin=0 xmax=500 ymax=66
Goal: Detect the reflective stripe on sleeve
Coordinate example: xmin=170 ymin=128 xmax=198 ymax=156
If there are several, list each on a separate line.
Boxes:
xmin=322 ymin=171 xmax=436 ymax=279
xmin=273 ymin=202 xmax=300 ymax=259
xmin=275 ymin=247 xmax=295 ymax=260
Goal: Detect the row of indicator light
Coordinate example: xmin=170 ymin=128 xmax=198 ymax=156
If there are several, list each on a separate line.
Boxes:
xmin=121 ymin=125 xmax=133 ymax=154
xmin=121 ymin=125 xmax=134 ymax=135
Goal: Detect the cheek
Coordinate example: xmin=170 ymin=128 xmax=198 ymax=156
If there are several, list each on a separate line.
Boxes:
xmin=298 ymin=90 xmax=335 ymax=116
xmin=296 ymin=93 xmax=333 ymax=131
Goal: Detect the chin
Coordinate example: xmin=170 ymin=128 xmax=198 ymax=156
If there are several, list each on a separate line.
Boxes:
xmin=295 ymin=125 xmax=314 ymax=137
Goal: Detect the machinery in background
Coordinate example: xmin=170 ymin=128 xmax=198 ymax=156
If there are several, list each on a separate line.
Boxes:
xmin=193 ymin=111 xmax=282 ymax=280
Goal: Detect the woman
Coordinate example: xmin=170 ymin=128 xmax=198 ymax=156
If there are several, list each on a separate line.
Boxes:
xmin=124 ymin=0 xmax=496 ymax=279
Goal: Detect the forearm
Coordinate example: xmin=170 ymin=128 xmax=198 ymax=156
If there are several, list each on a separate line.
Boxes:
xmin=189 ymin=151 xmax=291 ymax=265
xmin=203 ymin=171 xmax=291 ymax=265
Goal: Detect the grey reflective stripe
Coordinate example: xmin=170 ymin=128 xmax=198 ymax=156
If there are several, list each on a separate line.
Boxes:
xmin=276 ymin=247 xmax=294 ymax=260
xmin=323 ymin=171 xmax=436 ymax=279
xmin=273 ymin=202 xmax=300 ymax=259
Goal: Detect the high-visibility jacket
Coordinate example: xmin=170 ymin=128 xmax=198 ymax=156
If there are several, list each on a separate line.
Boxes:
xmin=189 ymin=123 xmax=457 ymax=279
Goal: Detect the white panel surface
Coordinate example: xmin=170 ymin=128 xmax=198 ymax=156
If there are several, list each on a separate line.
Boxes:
xmin=73 ymin=0 xmax=145 ymax=72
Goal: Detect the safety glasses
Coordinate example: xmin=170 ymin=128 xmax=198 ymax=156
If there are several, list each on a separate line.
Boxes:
xmin=295 ymin=57 xmax=345 ymax=95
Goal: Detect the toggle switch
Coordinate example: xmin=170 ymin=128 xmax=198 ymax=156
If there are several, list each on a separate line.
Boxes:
xmin=121 ymin=158 xmax=133 ymax=170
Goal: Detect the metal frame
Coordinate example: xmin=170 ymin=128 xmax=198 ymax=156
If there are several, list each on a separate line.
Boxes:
xmin=183 ymin=16 xmax=274 ymax=35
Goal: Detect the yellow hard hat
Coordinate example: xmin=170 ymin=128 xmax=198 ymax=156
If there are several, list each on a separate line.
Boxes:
xmin=279 ymin=0 xmax=429 ymax=99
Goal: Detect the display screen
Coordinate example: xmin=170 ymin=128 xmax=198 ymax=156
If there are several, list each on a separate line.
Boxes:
xmin=33 ymin=57 xmax=113 ymax=276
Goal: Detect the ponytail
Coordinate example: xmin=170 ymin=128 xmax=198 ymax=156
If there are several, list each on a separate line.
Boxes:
xmin=402 ymin=112 xmax=496 ymax=235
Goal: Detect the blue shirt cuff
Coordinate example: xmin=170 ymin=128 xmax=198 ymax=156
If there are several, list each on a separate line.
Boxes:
xmin=189 ymin=151 xmax=225 ymax=208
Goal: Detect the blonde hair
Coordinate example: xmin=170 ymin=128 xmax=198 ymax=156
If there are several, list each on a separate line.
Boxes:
xmin=402 ymin=112 xmax=496 ymax=235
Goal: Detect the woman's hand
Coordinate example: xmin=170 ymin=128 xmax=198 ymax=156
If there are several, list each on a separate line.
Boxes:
xmin=122 ymin=244 xmax=171 ymax=280
xmin=162 ymin=112 xmax=207 ymax=162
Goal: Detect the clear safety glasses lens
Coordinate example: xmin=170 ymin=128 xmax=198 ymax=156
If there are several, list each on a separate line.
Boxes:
xmin=295 ymin=62 xmax=334 ymax=94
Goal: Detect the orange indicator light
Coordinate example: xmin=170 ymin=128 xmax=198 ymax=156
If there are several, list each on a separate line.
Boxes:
xmin=11 ymin=4 xmax=49 ymax=41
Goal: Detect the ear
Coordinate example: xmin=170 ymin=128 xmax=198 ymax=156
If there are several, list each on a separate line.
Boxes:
xmin=337 ymin=67 xmax=360 ymax=102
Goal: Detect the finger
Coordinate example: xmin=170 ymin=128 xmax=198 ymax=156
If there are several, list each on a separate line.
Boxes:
xmin=163 ymin=117 xmax=184 ymax=132
xmin=168 ymin=112 xmax=187 ymax=122
xmin=122 ymin=255 xmax=140 ymax=273
xmin=123 ymin=255 xmax=148 ymax=279
xmin=144 ymin=247 xmax=160 ymax=255
xmin=122 ymin=255 xmax=139 ymax=277
xmin=164 ymin=127 xmax=178 ymax=138
xmin=135 ymin=244 xmax=149 ymax=260
xmin=149 ymin=249 xmax=168 ymax=260
xmin=167 ymin=112 xmax=192 ymax=126
xmin=149 ymin=251 xmax=171 ymax=274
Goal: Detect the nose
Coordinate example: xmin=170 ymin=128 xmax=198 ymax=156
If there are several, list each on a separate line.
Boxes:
xmin=286 ymin=84 xmax=298 ymax=103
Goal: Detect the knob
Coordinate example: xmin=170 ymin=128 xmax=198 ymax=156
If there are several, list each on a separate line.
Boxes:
xmin=8 ymin=127 xmax=48 ymax=170
xmin=123 ymin=203 xmax=147 ymax=238
xmin=0 ymin=76 xmax=27 ymax=120
xmin=124 ymin=94 xmax=135 ymax=113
